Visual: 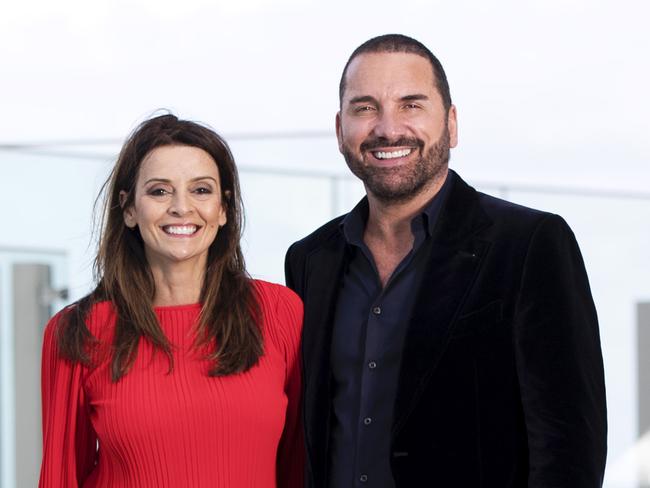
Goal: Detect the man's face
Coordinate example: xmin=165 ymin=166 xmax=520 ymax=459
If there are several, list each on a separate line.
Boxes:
xmin=336 ymin=52 xmax=457 ymax=203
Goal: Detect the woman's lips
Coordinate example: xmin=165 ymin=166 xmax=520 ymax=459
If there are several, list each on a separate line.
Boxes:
xmin=161 ymin=225 xmax=200 ymax=236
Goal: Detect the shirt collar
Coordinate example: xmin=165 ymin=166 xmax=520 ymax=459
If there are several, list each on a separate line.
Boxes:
xmin=340 ymin=169 xmax=454 ymax=247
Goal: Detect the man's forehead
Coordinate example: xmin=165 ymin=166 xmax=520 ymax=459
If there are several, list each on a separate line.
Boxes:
xmin=343 ymin=52 xmax=436 ymax=100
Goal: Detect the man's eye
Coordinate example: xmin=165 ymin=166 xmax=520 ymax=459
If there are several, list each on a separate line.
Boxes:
xmin=404 ymin=103 xmax=420 ymax=109
xmin=354 ymin=105 xmax=375 ymax=113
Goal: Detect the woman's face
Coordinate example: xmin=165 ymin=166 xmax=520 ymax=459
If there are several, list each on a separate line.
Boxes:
xmin=122 ymin=144 xmax=227 ymax=271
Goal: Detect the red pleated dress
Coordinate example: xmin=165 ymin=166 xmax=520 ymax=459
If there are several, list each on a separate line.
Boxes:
xmin=39 ymin=280 xmax=304 ymax=488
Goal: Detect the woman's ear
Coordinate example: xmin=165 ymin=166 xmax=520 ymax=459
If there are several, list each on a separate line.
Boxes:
xmin=119 ymin=191 xmax=136 ymax=228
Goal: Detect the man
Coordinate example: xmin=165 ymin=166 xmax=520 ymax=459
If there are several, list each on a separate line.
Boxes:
xmin=285 ymin=34 xmax=607 ymax=487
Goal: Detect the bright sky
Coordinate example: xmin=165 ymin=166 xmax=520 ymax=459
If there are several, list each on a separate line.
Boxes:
xmin=1 ymin=0 xmax=648 ymax=191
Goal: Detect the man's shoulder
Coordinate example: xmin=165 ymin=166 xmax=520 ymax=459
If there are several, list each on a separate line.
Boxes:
xmin=287 ymin=213 xmax=347 ymax=257
xmin=477 ymin=190 xmax=548 ymax=221
xmin=450 ymin=171 xmax=559 ymax=233
xmin=473 ymin=188 xmax=572 ymax=240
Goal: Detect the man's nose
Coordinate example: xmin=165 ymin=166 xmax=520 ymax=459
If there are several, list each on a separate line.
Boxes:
xmin=371 ymin=109 xmax=404 ymax=141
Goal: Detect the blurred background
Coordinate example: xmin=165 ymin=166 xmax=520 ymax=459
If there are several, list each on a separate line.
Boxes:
xmin=1 ymin=0 xmax=649 ymax=486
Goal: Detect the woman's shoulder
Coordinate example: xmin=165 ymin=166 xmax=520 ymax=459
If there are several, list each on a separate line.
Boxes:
xmin=42 ymin=300 xmax=116 ymax=364
xmin=83 ymin=301 xmax=117 ymax=332
xmin=251 ymin=279 xmax=302 ymax=315
xmin=46 ymin=300 xmax=116 ymax=338
xmin=250 ymin=279 xmax=303 ymax=345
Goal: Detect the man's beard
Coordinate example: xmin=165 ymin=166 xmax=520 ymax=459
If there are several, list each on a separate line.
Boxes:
xmin=341 ymin=128 xmax=450 ymax=204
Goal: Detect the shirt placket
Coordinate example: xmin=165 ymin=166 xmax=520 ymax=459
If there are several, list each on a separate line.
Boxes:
xmin=354 ymin=291 xmax=385 ymax=486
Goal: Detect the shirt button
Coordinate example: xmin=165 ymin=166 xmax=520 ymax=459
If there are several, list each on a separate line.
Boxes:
xmin=363 ymin=417 xmax=372 ymax=425
xmin=360 ymin=474 xmax=368 ymax=483
xmin=372 ymin=306 xmax=381 ymax=315
xmin=368 ymin=361 xmax=377 ymax=369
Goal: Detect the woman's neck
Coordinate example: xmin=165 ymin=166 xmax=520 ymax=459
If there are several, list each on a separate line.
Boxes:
xmin=149 ymin=260 xmax=206 ymax=307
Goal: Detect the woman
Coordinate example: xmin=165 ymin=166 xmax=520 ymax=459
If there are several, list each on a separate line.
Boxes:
xmin=39 ymin=114 xmax=303 ymax=487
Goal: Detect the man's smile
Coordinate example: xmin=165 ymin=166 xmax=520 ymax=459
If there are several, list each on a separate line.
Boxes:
xmin=372 ymin=148 xmax=413 ymax=160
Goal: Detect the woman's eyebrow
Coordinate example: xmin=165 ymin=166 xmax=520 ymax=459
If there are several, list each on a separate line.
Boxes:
xmin=143 ymin=176 xmax=217 ymax=185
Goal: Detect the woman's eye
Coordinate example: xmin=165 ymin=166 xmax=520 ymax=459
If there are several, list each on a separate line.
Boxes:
xmin=148 ymin=188 xmax=170 ymax=197
xmin=193 ymin=187 xmax=212 ymax=195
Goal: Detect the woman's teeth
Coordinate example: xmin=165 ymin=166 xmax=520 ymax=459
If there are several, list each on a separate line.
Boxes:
xmin=163 ymin=225 xmax=198 ymax=235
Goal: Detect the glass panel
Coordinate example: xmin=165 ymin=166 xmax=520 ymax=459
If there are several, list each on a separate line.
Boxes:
xmin=0 ymin=250 xmax=68 ymax=488
xmin=240 ymin=171 xmax=334 ymax=283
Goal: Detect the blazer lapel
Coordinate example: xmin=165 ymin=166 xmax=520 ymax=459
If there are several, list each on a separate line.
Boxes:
xmin=392 ymin=172 xmax=491 ymax=434
xmin=301 ymin=235 xmax=349 ymax=485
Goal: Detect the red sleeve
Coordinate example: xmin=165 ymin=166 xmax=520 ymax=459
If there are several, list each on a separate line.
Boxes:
xmin=273 ymin=286 xmax=305 ymax=488
xmin=39 ymin=312 xmax=98 ymax=487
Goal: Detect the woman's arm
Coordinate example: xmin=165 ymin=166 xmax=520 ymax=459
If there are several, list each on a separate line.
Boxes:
xmin=274 ymin=287 xmax=305 ymax=488
xmin=40 ymin=312 xmax=98 ymax=487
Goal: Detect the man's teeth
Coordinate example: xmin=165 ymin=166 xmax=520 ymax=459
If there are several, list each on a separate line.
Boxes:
xmin=164 ymin=225 xmax=197 ymax=235
xmin=374 ymin=149 xmax=412 ymax=159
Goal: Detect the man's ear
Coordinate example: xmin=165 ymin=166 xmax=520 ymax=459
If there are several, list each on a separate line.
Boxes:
xmin=119 ymin=191 xmax=136 ymax=228
xmin=447 ymin=104 xmax=458 ymax=148
xmin=335 ymin=111 xmax=344 ymax=153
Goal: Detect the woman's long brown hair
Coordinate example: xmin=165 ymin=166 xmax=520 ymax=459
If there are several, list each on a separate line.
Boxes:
xmin=57 ymin=114 xmax=262 ymax=381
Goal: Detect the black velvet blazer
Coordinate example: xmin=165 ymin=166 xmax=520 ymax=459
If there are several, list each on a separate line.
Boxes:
xmin=285 ymin=171 xmax=607 ymax=488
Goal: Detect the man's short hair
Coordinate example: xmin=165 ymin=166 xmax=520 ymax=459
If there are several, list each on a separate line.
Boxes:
xmin=339 ymin=34 xmax=452 ymax=111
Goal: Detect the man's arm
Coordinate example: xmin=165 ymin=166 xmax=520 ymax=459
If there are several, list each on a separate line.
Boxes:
xmin=513 ymin=214 xmax=607 ymax=487
xmin=284 ymin=243 xmax=305 ymax=296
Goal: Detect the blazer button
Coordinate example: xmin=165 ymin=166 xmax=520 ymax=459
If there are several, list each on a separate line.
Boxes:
xmin=372 ymin=306 xmax=381 ymax=315
xmin=368 ymin=361 xmax=377 ymax=369
xmin=360 ymin=474 xmax=368 ymax=483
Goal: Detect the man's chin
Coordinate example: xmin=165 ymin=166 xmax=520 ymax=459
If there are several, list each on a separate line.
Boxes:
xmin=366 ymin=179 xmax=427 ymax=204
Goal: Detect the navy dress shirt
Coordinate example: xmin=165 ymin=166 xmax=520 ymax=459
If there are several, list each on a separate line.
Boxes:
xmin=328 ymin=172 xmax=452 ymax=488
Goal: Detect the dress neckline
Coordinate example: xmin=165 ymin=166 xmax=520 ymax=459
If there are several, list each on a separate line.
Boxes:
xmin=153 ymin=303 xmax=202 ymax=312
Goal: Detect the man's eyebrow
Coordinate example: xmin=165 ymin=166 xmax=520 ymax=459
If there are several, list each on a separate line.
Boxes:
xmin=401 ymin=94 xmax=429 ymax=102
xmin=347 ymin=94 xmax=430 ymax=105
xmin=348 ymin=95 xmax=378 ymax=105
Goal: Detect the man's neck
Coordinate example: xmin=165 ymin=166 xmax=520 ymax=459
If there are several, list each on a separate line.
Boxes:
xmin=362 ymin=168 xmax=448 ymax=287
xmin=365 ymin=168 xmax=448 ymax=244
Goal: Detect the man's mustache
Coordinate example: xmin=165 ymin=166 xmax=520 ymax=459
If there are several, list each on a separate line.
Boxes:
xmin=360 ymin=136 xmax=424 ymax=152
